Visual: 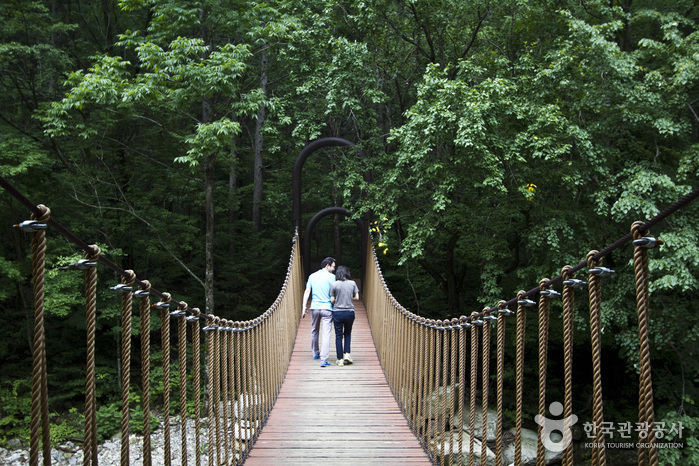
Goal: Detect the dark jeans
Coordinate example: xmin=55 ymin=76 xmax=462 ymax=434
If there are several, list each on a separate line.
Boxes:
xmin=332 ymin=310 xmax=355 ymax=360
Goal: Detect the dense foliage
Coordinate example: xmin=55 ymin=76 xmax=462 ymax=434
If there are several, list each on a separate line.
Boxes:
xmin=1 ymin=0 xmax=697 ymax=460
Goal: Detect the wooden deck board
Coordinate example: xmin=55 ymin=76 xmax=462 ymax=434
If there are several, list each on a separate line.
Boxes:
xmin=244 ymin=301 xmax=431 ymax=465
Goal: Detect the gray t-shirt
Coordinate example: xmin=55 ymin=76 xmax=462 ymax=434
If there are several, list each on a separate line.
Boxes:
xmin=330 ymin=280 xmax=359 ymax=311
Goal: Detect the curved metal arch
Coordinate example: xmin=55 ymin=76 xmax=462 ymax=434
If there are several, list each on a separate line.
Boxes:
xmin=292 ymin=137 xmax=371 ymax=230
xmin=303 ymin=207 xmax=367 ymax=284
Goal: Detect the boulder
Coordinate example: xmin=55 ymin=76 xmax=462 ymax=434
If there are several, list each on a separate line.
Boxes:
xmin=233 ymin=393 xmax=268 ymax=420
xmin=430 ymin=431 xmax=497 ymax=466
xmin=232 ymin=422 xmax=256 ymax=440
xmin=453 ymin=406 xmax=500 ymax=442
xmin=426 ymin=384 xmax=460 ymax=421
xmin=503 ymin=427 xmax=563 ymax=465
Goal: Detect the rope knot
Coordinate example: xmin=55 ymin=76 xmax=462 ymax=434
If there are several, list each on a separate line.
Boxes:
xmin=586 ymin=250 xmax=600 ymax=269
xmin=631 ymin=220 xmax=648 ymax=240
xmin=85 ymin=244 xmax=101 ymax=262
xmin=161 ymin=292 xmax=172 ymax=305
xmin=122 ymin=269 xmax=136 ymax=286
xmin=561 ymin=265 xmax=573 ymax=281
xmin=140 ymin=280 xmax=152 ymax=293
xmin=179 ymin=301 xmax=188 ymax=312
xmin=539 ymin=278 xmax=550 ymax=292
xmin=31 ymin=204 xmax=51 ymax=223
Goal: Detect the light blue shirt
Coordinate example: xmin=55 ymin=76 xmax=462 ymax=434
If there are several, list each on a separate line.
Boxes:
xmin=306 ymin=269 xmax=336 ymax=310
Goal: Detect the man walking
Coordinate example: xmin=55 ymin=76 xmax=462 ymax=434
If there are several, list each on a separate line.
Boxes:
xmin=301 ymin=257 xmax=336 ymax=367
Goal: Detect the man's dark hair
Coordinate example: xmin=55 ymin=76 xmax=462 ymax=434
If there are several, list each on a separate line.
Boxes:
xmin=335 ymin=265 xmax=351 ymax=281
xmin=321 ymin=257 xmax=336 ymax=269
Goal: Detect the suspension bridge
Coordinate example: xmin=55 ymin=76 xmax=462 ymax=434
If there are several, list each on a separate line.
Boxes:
xmin=2 ymin=145 xmax=697 ymax=465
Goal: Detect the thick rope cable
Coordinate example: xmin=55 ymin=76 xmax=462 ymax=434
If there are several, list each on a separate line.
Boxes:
xmin=537 ymin=279 xmax=551 ymax=466
xmin=438 ymin=322 xmax=446 ymax=466
xmin=472 ymin=186 xmax=699 ymax=315
xmin=28 ymin=205 xmax=51 ymax=466
xmin=206 ymin=326 xmax=215 ymax=464
xmin=260 ymin=317 xmax=270 ymax=426
xmin=450 ymin=318 xmax=458 ymax=464
xmin=222 ymin=329 xmax=231 ymax=466
xmin=251 ymin=321 xmax=261 ymax=442
xmin=587 ymin=251 xmax=607 ymax=466
xmin=1 ymin=175 xmax=305 ymax=335
xmin=120 ymin=270 xmax=136 ymax=466
xmin=395 ymin=310 xmax=403 ymax=410
xmin=495 ymin=301 xmax=507 ymax=466
xmin=561 ymin=267 xmax=576 ymax=466
xmin=515 ymin=292 xmax=527 ymax=466
xmin=139 ymin=280 xmax=153 ymax=466
xmin=417 ymin=318 xmax=428 ymax=448
xmin=427 ymin=322 xmax=436 ymax=460
xmin=402 ymin=313 xmax=411 ymax=416
xmin=83 ymin=245 xmax=100 ymax=466
xmin=3 ymin=174 xmax=696 ymax=329
xmin=190 ymin=310 xmax=202 ymax=466
xmin=469 ymin=314 xmax=478 ymax=466
xmin=632 ymin=221 xmax=659 ymax=466
xmin=408 ymin=316 xmax=418 ymax=434
xmin=458 ymin=317 xmax=467 ymax=465
xmin=235 ymin=323 xmax=243 ymax=457
xmin=177 ymin=309 xmax=188 ymax=466
xmin=160 ymin=293 xmax=172 ymax=466
xmin=241 ymin=322 xmax=251 ymax=456
xmin=2 ymin=178 xmax=305 ymax=466
xmin=213 ymin=319 xmax=222 ymax=466
xmin=227 ymin=326 xmax=236 ymax=463
xmin=480 ymin=309 xmax=491 ymax=466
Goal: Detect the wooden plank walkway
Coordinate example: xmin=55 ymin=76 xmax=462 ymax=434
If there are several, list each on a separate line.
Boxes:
xmin=244 ymin=301 xmax=431 ymax=465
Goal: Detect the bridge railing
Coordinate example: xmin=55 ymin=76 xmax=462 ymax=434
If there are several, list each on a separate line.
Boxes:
xmin=2 ymin=175 xmax=303 ymax=466
xmin=364 ymin=187 xmax=698 ymax=466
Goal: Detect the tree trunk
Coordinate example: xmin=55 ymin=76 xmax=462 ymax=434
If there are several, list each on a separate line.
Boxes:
xmin=202 ymin=93 xmax=215 ymax=314
xmin=334 ymin=213 xmax=342 ymax=264
xmin=228 ymin=144 xmax=237 ymax=258
xmin=204 ymin=153 xmax=215 ymax=315
xmin=252 ymin=50 xmax=268 ymax=236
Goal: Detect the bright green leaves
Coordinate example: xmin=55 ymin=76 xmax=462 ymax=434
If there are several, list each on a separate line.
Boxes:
xmin=178 ymin=118 xmax=242 ymax=167
xmin=649 ymin=226 xmax=699 ymax=293
xmin=293 ymin=36 xmax=386 ymax=141
xmin=43 ymin=26 xmax=256 ymax=161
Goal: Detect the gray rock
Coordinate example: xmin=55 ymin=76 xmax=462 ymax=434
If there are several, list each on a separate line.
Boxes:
xmin=504 ymin=427 xmax=563 ymax=466
xmin=452 ymin=406 xmax=500 ymax=442
xmin=430 ymin=431 xmax=497 ymax=466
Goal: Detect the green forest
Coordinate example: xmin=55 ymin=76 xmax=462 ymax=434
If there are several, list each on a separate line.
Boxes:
xmin=0 ymin=0 xmax=697 ymax=462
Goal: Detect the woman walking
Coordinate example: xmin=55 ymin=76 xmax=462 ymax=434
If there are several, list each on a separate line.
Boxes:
xmin=330 ymin=265 xmax=359 ymax=366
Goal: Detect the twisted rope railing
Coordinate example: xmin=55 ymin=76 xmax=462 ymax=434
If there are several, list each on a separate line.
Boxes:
xmin=363 ymin=186 xmax=697 ymax=465
xmin=2 ymin=175 xmax=303 ymax=466
xmin=3 ymin=171 xmax=696 ymax=465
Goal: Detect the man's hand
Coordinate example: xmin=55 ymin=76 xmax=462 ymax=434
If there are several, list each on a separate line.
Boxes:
xmin=302 ymin=308 xmax=307 ymax=318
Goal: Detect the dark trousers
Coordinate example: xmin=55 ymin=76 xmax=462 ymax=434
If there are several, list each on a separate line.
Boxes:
xmin=332 ymin=310 xmax=355 ymax=360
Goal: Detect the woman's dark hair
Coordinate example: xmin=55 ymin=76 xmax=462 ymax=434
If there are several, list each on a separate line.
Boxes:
xmin=335 ymin=265 xmax=351 ymax=281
